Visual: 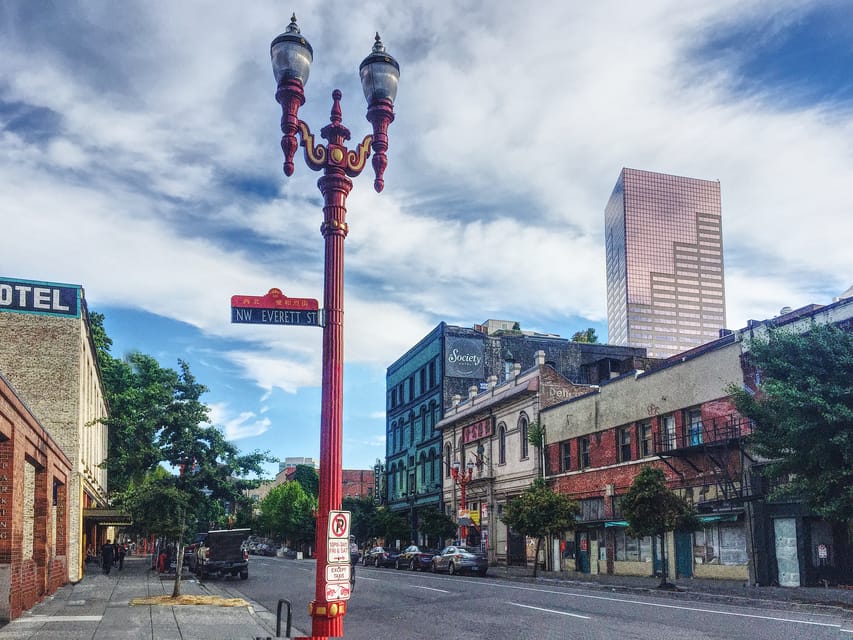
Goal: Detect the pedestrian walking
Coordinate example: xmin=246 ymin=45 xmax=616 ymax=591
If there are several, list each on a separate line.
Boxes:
xmin=117 ymin=542 xmax=126 ymax=570
xmin=101 ymin=540 xmax=115 ymax=575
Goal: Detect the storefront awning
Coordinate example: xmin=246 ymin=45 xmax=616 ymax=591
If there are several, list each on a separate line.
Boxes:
xmin=604 ymin=521 xmax=629 ymax=528
xmin=83 ymin=508 xmax=132 ymax=526
xmin=698 ymin=514 xmax=739 ymax=523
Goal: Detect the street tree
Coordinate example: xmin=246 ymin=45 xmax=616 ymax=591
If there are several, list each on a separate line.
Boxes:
xmin=342 ymin=496 xmax=380 ymax=546
xmin=619 ymin=466 xmax=699 ymax=589
xmin=376 ymin=507 xmax=409 ymax=547
xmin=729 ymin=322 xmax=853 ymax=522
xmin=292 ymin=464 xmax=320 ymax=498
xmin=417 ymin=507 xmax=457 ymax=548
xmin=501 ymin=478 xmax=580 ymax=577
xmin=259 ymin=481 xmax=317 ymax=549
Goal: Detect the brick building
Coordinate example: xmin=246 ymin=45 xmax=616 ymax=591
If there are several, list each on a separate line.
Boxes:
xmin=540 ymin=297 xmax=853 ymax=587
xmin=0 ymin=278 xmax=111 ymax=583
xmin=0 ymin=373 xmax=73 ymax=621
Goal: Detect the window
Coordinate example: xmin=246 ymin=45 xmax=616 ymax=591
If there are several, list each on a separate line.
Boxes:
xmin=579 ymin=437 xmax=590 ymax=469
xmin=639 ymin=422 xmax=652 ymax=457
xmin=694 ymin=523 xmax=747 ymax=565
xmin=614 ymin=530 xmax=653 ymax=562
xmin=419 ymin=368 xmax=426 ymax=396
xmin=428 ymin=361 xmax=436 ymax=388
xmin=560 ymin=441 xmax=571 ymax=472
xmin=520 ymin=415 xmax=529 ymax=460
xmin=444 ymin=444 xmax=452 ymax=478
xmin=498 ymin=424 xmax=507 ymax=464
xmin=661 ymin=414 xmax=676 ymax=451
xmin=579 ymin=498 xmax=605 ymax=521
xmin=686 ymin=408 xmax=703 ymax=445
xmin=408 ymin=376 xmax=415 ymax=402
xmin=618 ymin=427 xmax=632 ymax=462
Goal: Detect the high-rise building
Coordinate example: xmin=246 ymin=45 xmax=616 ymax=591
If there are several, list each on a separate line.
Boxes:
xmin=605 ymin=168 xmax=726 ymax=358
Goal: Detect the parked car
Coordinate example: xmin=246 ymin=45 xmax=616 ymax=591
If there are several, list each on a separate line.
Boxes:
xmin=431 ymin=545 xmax=488 ymax=576
xmin=395 ymin=545 xmax=437 ymax=571
xmin=364 ymin=546 xmax=400 ymax=568
xmin=193 ymin=528 xmax=250 ymax=579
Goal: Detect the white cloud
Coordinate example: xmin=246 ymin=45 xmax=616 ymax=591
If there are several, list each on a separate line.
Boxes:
xmin=207 ymin=403 xmax=272 ymax=441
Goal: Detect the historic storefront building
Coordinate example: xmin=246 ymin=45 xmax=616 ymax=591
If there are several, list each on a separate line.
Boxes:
xmin=0 ymin=278 xmax=112 ymax=583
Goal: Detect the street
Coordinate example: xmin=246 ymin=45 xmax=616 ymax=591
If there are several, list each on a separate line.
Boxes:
xmin=223 ymin=556 xmax=850 ymax=639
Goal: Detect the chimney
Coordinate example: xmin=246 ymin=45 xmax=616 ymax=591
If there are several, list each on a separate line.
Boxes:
xmin=487 ymin=375 xmax=498 ymax=390
xmin=534 ymin=350 xmax=546 ymax=366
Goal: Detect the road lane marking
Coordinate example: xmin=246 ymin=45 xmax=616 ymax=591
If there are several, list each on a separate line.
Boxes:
xmin=418 ymin=576 xmax=842 ymax=628
xmin=508 ymin=602 xmax=590 ymax=619
xmin=412 ymin=585 xmax=450 ymax=594
xmin=357 ymin=576 xmax=380 ymax=582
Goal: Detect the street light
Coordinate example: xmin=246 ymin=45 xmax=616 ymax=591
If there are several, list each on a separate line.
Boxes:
xmin=270 ymin=14 xmax=399 ymax=639
xmin=450 ymin=460 xmax=475 ymax=544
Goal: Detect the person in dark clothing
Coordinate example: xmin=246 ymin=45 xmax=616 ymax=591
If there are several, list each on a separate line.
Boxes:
xmin=102 ymin=540 xmax=115 ymax=575
xmin=116 ymin=543 xmax=126 ymax=570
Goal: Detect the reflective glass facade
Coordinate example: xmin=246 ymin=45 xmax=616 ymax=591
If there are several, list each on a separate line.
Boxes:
xmin=605 ymin=168 xmax=726 ymax=358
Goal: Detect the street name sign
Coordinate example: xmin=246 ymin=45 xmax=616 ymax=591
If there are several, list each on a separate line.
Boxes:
xmin=230 ymin=288 xmax=320 ymax=327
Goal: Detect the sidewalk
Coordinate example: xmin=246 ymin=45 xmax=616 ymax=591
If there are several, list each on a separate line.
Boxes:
xmin=496 ymin=565 xmax=853 ymax=616
xmin=0 ymin=556 xmax=287 ymax=640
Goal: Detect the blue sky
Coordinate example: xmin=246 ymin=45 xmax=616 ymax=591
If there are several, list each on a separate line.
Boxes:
xmin=2 ymin=1 xmax=852 ymax=476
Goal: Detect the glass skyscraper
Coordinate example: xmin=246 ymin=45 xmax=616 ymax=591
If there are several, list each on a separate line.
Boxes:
xmin=605 ymin=168 xmax=726 ymax=358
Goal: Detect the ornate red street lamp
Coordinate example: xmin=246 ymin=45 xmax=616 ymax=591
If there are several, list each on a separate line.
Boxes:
xmin=270 ymin=14 xmax=399 ymax=639
xmin=451 ymin=460 xmax=475 ymax=543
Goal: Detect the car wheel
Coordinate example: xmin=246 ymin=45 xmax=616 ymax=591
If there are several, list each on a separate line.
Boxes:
xmin=430 ymin=561 xmax=437 ymax=573
xmin=240 ymin=571 xmax=248 ymax=580
xmin=409 ymin=559 xmax=416 ymax=571
xmin=374 ymin=557 xmax=381 ymax=568
xmin=395 ymin=559 xmax=401 ymax=570
xmin=448 ymin=562 xmax=456 ymax=576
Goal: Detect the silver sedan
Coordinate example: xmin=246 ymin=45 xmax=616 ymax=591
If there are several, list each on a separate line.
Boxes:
xmin=430 ymin=545 xmax=488 ymax=576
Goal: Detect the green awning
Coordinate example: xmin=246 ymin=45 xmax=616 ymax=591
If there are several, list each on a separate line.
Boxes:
xmin=604 ymin=521 xmax=629 ymax=528
xmin=83 ymin=508 xmax=132 ymax=526
xmin=698 ymin=514 xmax=739 ymax=523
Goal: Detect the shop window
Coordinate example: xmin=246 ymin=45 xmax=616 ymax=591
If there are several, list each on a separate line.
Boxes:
xmin=618 ymin=427 xmax=632 ymax=462
xmin=694 ymin=522 xmax=747 ymax=565
xmin=614 ymin=530 xmax=652 ymax=562
xmin=560 ymin=441 xmax=571 ymax=472
xmin=578 ymin=437 xmax=590 ymax=469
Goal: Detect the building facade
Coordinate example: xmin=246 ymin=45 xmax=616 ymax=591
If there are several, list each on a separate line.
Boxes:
xmin=0 ymin=278 xmax=110 ymax=582
xmin=436 ymin=351 xmax=591 ymax=565
xmin=541 ymin=297 xmax=853 ymax=587
xmin=385 ymin=320 xmax=649 ymax=536
xmin=0 ymin=373 xmax=73 ymax=621
xmin=605 ymin=168 xmax=726 ymax=358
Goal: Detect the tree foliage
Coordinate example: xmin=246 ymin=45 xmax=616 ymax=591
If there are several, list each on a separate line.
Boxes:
xmin=258 ymin=481 xmax=317 ymax=546
xmin=571 ymin=328 xmax=599 ymax=343
xmin=417 ymin=507 xmax=457 ymax=546
xmin=619 ymin=466 xmax=699 ymax=588
xmin=291 ymin=464 xmax=319 ymax=498
xmin=342 ymin=496 xmax=380 ymax=544
xmin=90 ymin=312 xmax=274 ymax=539
xmin=501 ymin=478 xmax=579 ymax=576
xmin=729 ymin=322 xmax=853 ymax=522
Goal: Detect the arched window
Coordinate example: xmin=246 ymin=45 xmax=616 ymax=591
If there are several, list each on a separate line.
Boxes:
xmin=388 ymin=463 xmax=396 ymax=497
xmin=519 ymin=414 xmax=529 ymax=459
xmin=444 ymin=443 xmax=452 ymax=477
xmin=391 ymin=422 xmax=397 ymax=452
xmin=421 ymin=406 xmax=428 ymax=440
xmin=498 ymin=423 xmax=507 ymax=464
xmin=418 ymin=452 xmax=427 ymax=485
xmin=410 ymin=412 xmax=416 ymax=445
xmin=429 ymin=449 xmax=436 ymax=483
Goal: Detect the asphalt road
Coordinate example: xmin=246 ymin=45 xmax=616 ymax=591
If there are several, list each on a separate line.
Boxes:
xmin=227 ymin=555 xmax=851 ymax=640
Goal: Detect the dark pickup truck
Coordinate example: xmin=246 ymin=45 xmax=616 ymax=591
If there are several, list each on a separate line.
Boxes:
xmin=193 ymin=528 xmax=250 ymax=579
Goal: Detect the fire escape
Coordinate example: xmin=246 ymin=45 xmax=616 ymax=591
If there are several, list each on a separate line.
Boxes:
xmin=654 ymin=414 xmax=757 ymax=512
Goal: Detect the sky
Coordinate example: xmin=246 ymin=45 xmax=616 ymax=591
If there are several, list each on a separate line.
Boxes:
xmin=1 ymin=1 xmax=852 ymax=476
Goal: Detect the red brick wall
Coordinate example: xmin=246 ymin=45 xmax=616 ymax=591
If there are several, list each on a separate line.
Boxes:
xmin=341 ymin=469 xmax=373 ymax=498
xmin=0 ymin=376 xmax=72 ymax=621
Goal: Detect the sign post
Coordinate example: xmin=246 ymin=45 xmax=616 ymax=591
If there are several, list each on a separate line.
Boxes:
xmin=324 ymin=510 xmax=352 ymax=603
